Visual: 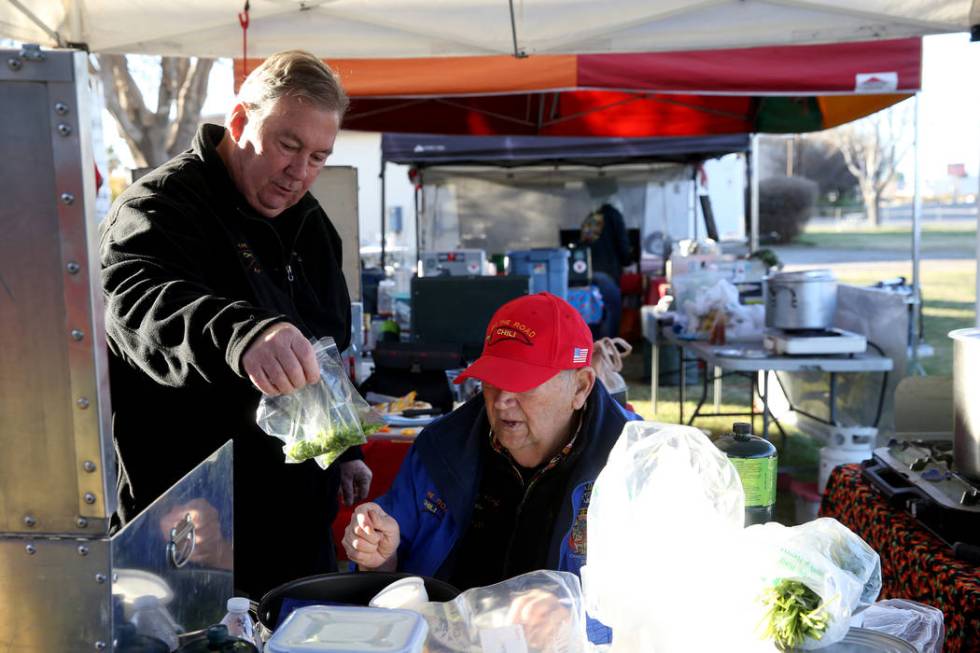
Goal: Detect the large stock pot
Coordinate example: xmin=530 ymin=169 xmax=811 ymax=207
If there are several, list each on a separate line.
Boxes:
xmin=765 ymin=269 xmax=838 ymax=331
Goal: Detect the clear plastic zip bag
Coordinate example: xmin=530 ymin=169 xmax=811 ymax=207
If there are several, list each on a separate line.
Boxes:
xmin=256 ymin=337 xmax=383 ymax=470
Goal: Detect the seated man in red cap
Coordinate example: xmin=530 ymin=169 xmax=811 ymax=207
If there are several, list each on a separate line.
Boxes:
xmin=342 ymin=292 xmax=639 ymax=639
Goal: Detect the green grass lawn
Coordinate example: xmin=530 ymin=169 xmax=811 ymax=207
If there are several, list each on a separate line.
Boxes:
xmin=795 ymin=223 xmax=976 ymax=255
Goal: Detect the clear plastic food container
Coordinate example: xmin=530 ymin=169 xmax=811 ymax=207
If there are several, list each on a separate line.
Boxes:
xmin=265 ymin=605 xmax=427 ymax=653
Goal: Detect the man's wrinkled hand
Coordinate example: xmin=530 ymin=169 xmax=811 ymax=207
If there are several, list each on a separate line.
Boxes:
xmin=342 ymin=502 xmax=399 ymax=571
xmin=339 ymin=459 xmax=373 ymax=506
xmin=242 ymin=322 xmax=319 ymax=396
xmin=505 ymin=589 xmax=570 ymax=651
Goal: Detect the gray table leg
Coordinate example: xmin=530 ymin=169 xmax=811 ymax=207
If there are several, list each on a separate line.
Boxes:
xmin=651 ymin=343 xmax=659 ymax=415
xmin=762 ymin=370 xmax=770 ymax=441
xmin=829 ymin=372 xmax=837 ymax=425
xmin=679 ymin=345 xmax=686 ymax=424
xmin=713 ymin=366 xmax=722 ymax=412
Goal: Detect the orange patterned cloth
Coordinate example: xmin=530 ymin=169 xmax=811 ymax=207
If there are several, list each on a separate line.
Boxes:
xmin=821 ymin=464 xmax=980 ymax=653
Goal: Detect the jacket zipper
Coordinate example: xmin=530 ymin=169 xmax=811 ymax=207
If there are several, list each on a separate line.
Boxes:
xmin=501 ymin=459 xmax=549 ymax=575
xmin=239 ymin=206 xmax=312 ymax=297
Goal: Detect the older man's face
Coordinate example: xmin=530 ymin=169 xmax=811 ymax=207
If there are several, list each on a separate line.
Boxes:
xmin=483 ymin=370 xmax=592 ymax=468
xmin=227 ymin=95 xmax=340 ymax=218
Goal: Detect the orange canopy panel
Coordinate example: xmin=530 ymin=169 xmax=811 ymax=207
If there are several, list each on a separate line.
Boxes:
xmin=235 ymin=38 xmax=920 ymax=136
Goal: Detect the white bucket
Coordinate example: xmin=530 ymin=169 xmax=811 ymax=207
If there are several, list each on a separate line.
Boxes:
xmin=819 ymin=445 xmax=873 ymax=495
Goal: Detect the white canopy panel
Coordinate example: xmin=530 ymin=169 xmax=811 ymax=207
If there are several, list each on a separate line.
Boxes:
xmin=1 ymin=0 xmax=976 ymax=58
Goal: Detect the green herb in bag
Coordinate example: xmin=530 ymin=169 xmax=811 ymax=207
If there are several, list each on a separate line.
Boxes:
xmin=760 ymin=579 xmax=832 ymax=651
xmin=287 ymin=422 xmax=382 ymax=465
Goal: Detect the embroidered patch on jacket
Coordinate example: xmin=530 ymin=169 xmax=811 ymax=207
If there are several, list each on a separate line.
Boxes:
xmin=422 ymin=490 xmax=448 ymax=518
xmin=567 ymin=483 xmax=593 ymax=555
xmin=237 ymin=241 xmax=262 ymax=273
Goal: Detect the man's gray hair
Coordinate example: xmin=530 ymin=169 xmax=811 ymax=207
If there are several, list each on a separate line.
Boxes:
xmin=235 ymin=50 xmax=349 ymax=121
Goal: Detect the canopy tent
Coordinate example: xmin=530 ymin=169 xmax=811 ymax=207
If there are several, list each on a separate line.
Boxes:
xmin=376 ymin=132 xmax=752 ymax=266
xmin=1 ymin=0 xmax=975 ymax=59
xmin=381 ymin=133 xmax=752 ymax=167
xmin=231 ymin=38 xmax=927 ymax=138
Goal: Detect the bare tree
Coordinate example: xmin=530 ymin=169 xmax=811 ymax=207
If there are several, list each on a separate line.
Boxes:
xmin=97 ymin=54 xmax=214 ymax=168
xmin=832 ymin=106 xmax=910 ymax=226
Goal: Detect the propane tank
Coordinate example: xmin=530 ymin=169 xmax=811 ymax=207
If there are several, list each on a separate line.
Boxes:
xmin=715 ymin=422 xmax=777 ymax=526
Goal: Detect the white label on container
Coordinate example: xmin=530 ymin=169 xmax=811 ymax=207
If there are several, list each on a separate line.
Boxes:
xmin=478 ymin=625 xmax=529 ymax=653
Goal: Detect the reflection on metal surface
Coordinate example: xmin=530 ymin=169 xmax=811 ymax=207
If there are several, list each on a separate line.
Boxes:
xmin=168 ymin=513 xmax=197 ymax=568
xmin=112 ymin=441 xmax=234 ymax=634
xmin=0 ymin=47 xmax=113 ymax=535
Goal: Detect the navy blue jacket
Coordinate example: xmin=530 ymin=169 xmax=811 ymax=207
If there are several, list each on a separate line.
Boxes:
xmin=375 ymin=383 xmax=638 ymax=640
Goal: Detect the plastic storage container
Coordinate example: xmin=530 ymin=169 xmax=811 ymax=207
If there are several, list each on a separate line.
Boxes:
xmin=506 ymin=248 xmax=570 ymax=299
xmin=266 ymin=605 xmax=427 ymax=653
xmin=714 ymin=422 xmax=777 ymax=525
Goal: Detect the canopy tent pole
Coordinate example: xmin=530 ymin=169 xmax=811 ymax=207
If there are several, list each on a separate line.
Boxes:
xmin=8 ymin=0 xmax=62 ymax=45
xmin=750 ymin=134 xmax=760 ymax=252
xmin=911 ymin=93 xmax=922 ymax=371
xmin=380 ymin=161 xmax=387 ymax=270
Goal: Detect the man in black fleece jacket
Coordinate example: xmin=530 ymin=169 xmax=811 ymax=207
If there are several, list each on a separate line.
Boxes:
xmin=100 ymin=51 xmax=371 ymax=598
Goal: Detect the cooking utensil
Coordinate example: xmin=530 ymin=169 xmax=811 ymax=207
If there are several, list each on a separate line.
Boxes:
xmin=765 ymin=269 xmax=838 ymax=330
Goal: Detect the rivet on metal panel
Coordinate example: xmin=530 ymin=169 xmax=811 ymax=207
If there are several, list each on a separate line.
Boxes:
xmin=78 ymin=544 xmax=89 ymax=556
xmin=95 ymin=641 xmax=107 ymax=651
xmin=71 ymin=329 xmax=85 ymax=341
xmin=66 ymin=261 xmax=81 ymax=274
xmin=57 ymin=123 xmax=73 ymax=137
xmin=77 ymin=397 xmax=90 ymax=409
xmin=61 ymin=192 xmax=75 ymax=205
xmin=7 ymin=57 xmax=22 ymax=71
xmin=83 ymin=492 xmax=96 ymax=504
xmin=83 ymin=460 xmax=97 ymax=473
xmin=76 ymin=517 xmax=89 ymax=528
xmin=23 ymin=515 xmax=36 ymax=527
xmin=25 ymin=544 xmax=36 ymax=555
xmin=55 ymin=102 xmax=70 ymax=115
xmin=95 ymin=573 xmax=107 ymax=584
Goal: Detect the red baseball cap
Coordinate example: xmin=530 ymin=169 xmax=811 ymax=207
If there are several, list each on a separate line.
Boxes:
xmin=454 ymin=292 xmax=593 ymax=393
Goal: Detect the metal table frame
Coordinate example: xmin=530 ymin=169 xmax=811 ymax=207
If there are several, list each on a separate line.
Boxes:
xmin=672 ymin=338 xmax=893 ymax=443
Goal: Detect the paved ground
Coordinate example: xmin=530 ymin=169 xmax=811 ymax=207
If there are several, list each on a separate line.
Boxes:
xmin=773 ymin=246 xmax=974 ymax=267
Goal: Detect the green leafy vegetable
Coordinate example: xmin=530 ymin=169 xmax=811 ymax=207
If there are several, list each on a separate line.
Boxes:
xmin=760 ymin=579 xmax=832 ymax=651
xmin=287 ymin=421 xmax=378 ymax=465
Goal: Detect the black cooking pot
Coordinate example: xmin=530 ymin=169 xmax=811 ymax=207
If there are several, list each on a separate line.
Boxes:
xmin=256 ymin=572 xmax=460 ymax=631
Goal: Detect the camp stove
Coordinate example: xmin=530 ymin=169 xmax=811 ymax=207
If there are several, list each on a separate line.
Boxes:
xmin=862 ymin=440 xmax=980 ymax=561
xmin=763 ymin=327 xmax=867 ymax=355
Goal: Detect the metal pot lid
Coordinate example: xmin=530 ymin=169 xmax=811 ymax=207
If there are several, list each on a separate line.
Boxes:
xmin=949 ymin=327 xmax=980 ymax=342
xmin=818 ymin=627 xmax=919 ymax=653
xmin=766 ymin=269 xmax=836 ymax=282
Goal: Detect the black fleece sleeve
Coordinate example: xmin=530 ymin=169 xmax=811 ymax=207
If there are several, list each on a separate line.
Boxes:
xmin=100 ymin=193 xmax=283 ymax=387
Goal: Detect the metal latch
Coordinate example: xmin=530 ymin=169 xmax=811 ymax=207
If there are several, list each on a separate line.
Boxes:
xmin=167 ymin=513 xmax=196 ymax=568
xmin=20 ymin=43 xmax=45 ymax=61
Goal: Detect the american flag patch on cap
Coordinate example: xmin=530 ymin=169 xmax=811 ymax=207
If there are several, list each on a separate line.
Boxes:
xmin=572 ymin=347 xmax=588 ymax=364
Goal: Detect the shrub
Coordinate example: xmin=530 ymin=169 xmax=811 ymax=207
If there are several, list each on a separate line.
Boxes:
xmin=757 ymin=176 xmax=818 ymax=244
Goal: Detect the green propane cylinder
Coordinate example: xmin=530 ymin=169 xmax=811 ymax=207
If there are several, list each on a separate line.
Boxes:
xmin=715 ymin=422 xmax=777 ymax=526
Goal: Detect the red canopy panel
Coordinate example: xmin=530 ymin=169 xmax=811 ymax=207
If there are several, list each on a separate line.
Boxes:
xmin=577 ymin=38 xmax=921 ymax=94
xmin=236 ymin=37 xmax=920 ymax=137
xmin=339 ymin=92 xmax=754 ymax=137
